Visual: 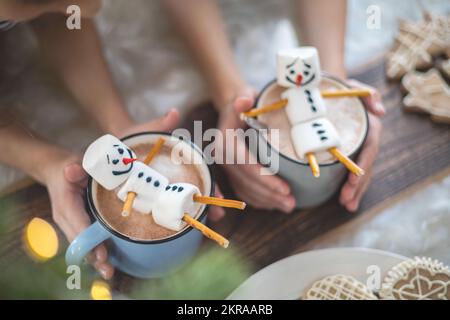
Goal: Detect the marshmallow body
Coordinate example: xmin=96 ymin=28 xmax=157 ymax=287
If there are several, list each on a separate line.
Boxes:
xmin=277 ymin=47 xmax=321 ymax=89
xmin=82 ymin=134 xmax=136 ymax=190
xmin=291 ymin=118 xmax=341 ymax=158
xmin=152 ymin=183 xmax=200 ymax=231
xmin=117 ymin=162 xmax=169 ymax=214
xmin=282 ymin=87 xmax=326 ymax=125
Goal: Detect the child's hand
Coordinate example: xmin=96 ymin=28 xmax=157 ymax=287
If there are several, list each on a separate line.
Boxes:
xmin=0 ymin=0 xmax=102 ymax=22
xmin=339 ymin=80 xmax=385 ymax=212
xmin=115 ymin=108 xmax=180 ymax=138
xmin=58 ymin=0 xmax=102 ymax=18
xmin=45 ymin=155 xmax=114 ymax=280
xmin=216 ymin=88 xmax=296 ymax=214
xmin=44 ymin=110 xmax=181 ymax=279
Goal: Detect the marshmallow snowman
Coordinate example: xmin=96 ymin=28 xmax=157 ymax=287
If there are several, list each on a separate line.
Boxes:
xmin=291 ymin=118 xmax=341 ymax=158
xmin=276 ymin=47 xmax=342 ymax=159
xmin=82 ymin=134 xmax=137 ymax=190
xmin=152 ymin=183 xmax=200 ymax=231
xmin=117 ymin=161 xmax=169 ymax=214
xmin=277 ymin=47 xmax=326 ymax=124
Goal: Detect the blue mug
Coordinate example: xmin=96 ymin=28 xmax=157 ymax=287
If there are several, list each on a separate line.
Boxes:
xmin=65 ymin=132 xmax=214 ymax=278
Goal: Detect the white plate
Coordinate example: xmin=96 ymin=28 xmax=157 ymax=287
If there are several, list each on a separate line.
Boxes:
xmin=227 ymin=247 xmax=408 ymax=300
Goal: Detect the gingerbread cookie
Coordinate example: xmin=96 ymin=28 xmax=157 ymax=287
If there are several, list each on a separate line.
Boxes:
xmin=427 ymin=12 xmax=450 ymax=54
xmin=438 ymin=59 xmax=450 ymax=79
xmin=386 ymin=13 xmax=450 ymax=80
xmin=402 ymin=69 xmax=450 ymax=123
xmin=380 ymin=257 xmax=450 ymax=300
xmin=303 ymin=274 xmax=377 ymax=300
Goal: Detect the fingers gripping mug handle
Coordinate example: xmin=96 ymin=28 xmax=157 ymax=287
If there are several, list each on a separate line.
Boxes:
xmin=65 ymin=221 xmax=110 ymax=266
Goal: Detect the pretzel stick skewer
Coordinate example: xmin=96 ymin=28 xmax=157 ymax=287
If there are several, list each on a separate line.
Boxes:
xmin=121 ymin=192 xmax=136 ymax=217
xmin=241 ymin=99 xmax=288 ymax=118
xmin=183 ymin=214 xmax=229 ymax=248
xmin=143 ymin=137 xmax=166 ymax=165
xmin=121 ymin=137 xmax=166 ymax=216
xmin=321 ymin=89 xmax=372 ymax=98
xmin=328 ymin=147 xmax=365 ymax=176
xmin=306 ymin=153 xmax=320 ymax=178
xmin=241 ymin=89 xmax=372 ymax=118
xmin=193 ymin=195 xmax=246 ymax=210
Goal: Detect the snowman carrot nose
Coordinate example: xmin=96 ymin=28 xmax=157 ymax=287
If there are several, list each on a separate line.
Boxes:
xmin=296 ymin=74 xmax=303 ymax=86
xmin=122 ymin=157 xmax=137 ymax=165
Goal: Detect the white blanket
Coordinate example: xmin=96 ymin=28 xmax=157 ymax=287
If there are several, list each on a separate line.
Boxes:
xmin=0 ymin=0 xmax=448 ymax=191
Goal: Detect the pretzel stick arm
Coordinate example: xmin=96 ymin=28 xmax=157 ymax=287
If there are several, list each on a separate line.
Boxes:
xmin=321 ymin=89 xmax=372 ymax=98
xmin=241 ymin=99 xmax=288 ymax=118
xmin=328 ymin=147 xmax=365 ymax=176
xmin=121 ymin=137 xmax=166 ymax=216
xmin=183 ymin=214 xmax=229 ymax=248
xmin=193 ymin=194 xmax=246 ymax=210
xmin=121 ymin=192 xmax=136 ymax=217
xmin=143 ymin=137 xmax=166 ymax=165
xmin=306 ymin=153 xmax=320 ymax=178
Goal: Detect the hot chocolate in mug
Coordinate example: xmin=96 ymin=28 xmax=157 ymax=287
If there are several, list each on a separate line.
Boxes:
xmin=252 ymin=74 xmax=369 ymax=208
xmin=65 ymin=132 xmax=214 ymax=278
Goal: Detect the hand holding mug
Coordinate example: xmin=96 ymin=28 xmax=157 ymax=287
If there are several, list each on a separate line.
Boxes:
xmin=216 ymin=87 xmax=296 ymax=213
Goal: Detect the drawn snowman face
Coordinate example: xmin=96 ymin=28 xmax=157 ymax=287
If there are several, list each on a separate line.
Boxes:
xmin=277 ymin=47 xmax=321 ymax=89
xmin=107 ymin=143 xmax=135 ymax=176
xmin=82 ymin=134 xmax=137 ymax=190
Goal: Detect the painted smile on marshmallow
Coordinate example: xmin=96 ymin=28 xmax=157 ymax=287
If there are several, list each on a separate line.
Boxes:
xmin=285 ymin=59 xmax=316 ymax=87
xmin=108 ymin=146 xmax=135 ymax=176
xmin=285 ymin=73 xmax=316 ymax=87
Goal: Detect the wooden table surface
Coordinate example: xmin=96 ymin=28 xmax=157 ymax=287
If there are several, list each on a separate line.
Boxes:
xmin=1 ymin=59 xmax=449 ymax=296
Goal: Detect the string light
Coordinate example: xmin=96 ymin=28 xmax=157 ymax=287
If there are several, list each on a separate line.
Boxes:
xmin=90 ymin=280 xmax=112 ymax=300
xmin=24 ymin=217 xmax=58 ymax=261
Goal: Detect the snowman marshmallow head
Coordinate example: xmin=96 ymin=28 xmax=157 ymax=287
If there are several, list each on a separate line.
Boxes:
xmin=276 ymin=47 xmax=321 ymax=89
xmin=82 ymin=134 xmax=137 ymax=190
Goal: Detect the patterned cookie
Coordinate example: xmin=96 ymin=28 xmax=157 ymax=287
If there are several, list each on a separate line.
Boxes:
xmin=380 ymin=257 xmax=450 ymax=300
xmin=386 ymin=13 xmax=450 ymax=80
xmin=402 ymin=69 xmax=450 ymax=123
xmin=303 ymin=274 xmax=377 ymax=300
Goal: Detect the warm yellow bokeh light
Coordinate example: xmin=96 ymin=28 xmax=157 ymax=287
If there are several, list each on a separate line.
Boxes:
xmin=24 ymin=217 xmax=59 ymax=261
xmin=91 ymin=280 xmax=112 ymax=300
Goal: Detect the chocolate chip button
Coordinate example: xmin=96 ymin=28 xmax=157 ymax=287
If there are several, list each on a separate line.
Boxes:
xmin=172 ymin=185 xmax=177 ymax=191
xmin=178 ymin=187 xmax=184 ymax=192
xmin=138 ymin=172 xmax=144 ymax=178
xmin=154 ymin=181 xmax=160 ymax=187
xmin=146 ymin=177 xmax=152 ymax=183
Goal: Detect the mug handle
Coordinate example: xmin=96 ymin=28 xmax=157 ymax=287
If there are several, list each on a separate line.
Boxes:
xmin=65 ymin=221 xmax=110 ymax=266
